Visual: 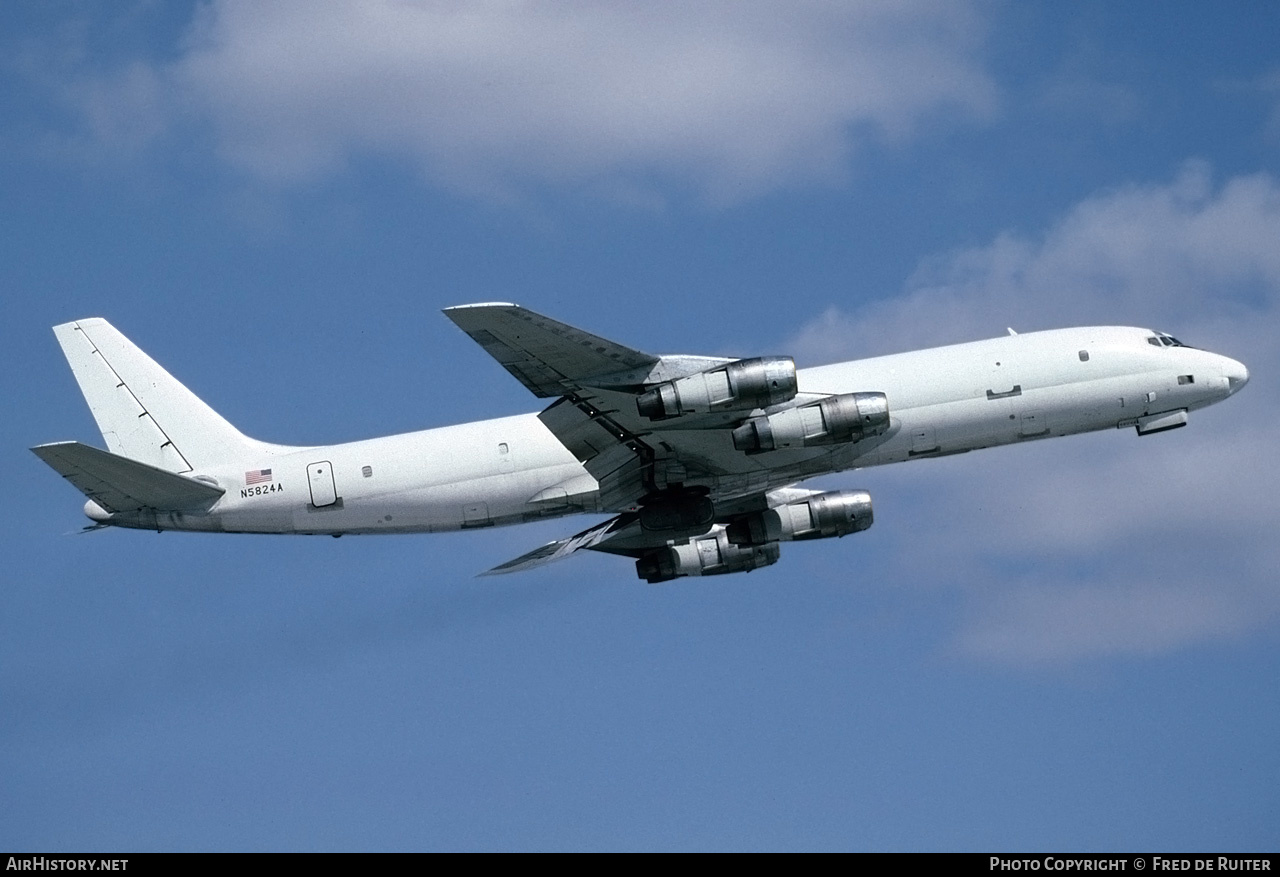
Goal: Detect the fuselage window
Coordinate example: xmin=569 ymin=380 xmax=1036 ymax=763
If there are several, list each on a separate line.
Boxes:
xmin=1078 ymin=350 xmax=1090 ymax=362
xmin=1178 ymin=375 xmax=1194 ymax=385
xmin=362 ymin=465 xmax=373 ymax=478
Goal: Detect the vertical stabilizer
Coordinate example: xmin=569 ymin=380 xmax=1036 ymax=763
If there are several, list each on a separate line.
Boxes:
xmin=53 ymin=318 xmax=262 ymax=472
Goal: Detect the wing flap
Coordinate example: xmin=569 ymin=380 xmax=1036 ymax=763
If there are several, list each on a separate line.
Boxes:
xmin=31 ymin=441 xmax=225 ymax=513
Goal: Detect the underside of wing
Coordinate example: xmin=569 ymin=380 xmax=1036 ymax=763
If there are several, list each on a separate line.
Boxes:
xmin=480 ymin=514 xmax=637 ymax=575
xmin=443 ymin=303 xmax=659 ymax=397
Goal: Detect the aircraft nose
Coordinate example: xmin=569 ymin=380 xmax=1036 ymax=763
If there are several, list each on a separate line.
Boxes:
xmin=1222 ymin=357 xmax=1249 ymax=395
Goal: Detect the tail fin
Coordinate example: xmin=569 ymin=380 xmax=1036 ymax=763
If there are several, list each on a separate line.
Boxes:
xmin=52 ymin=318 xmax=264 ymax=472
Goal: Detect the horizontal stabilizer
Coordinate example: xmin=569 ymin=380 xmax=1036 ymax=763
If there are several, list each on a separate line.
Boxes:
xmin=444 ymin=303 xmax=658 ymax=397
xmin=481 ymin=515 xmax=631 ymax=575
xmin=31 ymin=441 xmax=225 ymax=513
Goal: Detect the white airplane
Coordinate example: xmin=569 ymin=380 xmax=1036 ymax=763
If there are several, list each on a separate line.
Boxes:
xmin=33 ymin=305 xmax=1248 ymax=582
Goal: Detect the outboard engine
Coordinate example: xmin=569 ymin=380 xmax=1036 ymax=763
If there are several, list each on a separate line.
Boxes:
xmin=637 ymin=357 xmax=797 ymax=421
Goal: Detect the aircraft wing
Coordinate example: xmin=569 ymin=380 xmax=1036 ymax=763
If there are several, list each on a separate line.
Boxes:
xmin=482 ymin=486 xmax=848 ymax=577
xmin=445 ymin=303 xmax=868 ymax=513
xmin=443 ymin=302 xmax=659 ymax=398
xmin=479 ymin=514 xmax=637 ymax=575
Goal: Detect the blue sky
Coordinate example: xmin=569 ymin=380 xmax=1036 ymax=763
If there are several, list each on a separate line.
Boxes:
xmin=3 ymin=1 xmax=1278 ymax=851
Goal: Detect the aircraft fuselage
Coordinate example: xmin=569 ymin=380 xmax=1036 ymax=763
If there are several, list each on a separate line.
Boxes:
xmin=94 ymin=325 xmax=1246 ymax=537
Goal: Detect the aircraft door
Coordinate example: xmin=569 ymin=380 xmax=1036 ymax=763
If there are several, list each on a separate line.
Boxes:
xmin=1120 ymin=387 xmax=1161 ymax=418
xmin=308 ymin=461 xmax=338 ymax=508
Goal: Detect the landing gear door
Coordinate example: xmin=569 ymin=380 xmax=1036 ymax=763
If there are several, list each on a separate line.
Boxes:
xmin=308 ymin=461 xmax=338 ymax=508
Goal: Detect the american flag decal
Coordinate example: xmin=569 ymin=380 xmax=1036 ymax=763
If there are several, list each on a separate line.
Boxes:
xmin=245 ymin=468 xmax=273 ymax=485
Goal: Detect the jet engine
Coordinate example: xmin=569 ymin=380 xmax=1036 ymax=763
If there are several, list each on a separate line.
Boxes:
xmin=725 ymin=490 xmax=873 ymax=547
xmin=731 ymin=392 xmax=889 ymax=453
xmin=635 ymin=527 xmax=781 ymax=583
xmin=637 ymin=357 xmax=797 ymax=421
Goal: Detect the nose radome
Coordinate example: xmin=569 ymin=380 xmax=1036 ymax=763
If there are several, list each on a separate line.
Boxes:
xmin=1223 ymin=357 xmax=1250 ymax=394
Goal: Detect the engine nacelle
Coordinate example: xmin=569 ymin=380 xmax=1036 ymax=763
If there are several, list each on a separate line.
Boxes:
xmin=84 ymin=499 xmax=112 ymax=523
xmin=731 ymin=392 xmax=889 ymax=453
xmin=725 ymin=490 xmax=873 ymax=547
xmin=635 ymin=528 xmax=781 ymax=583
xmin=637 ymin=357 xmax=797 ymax=421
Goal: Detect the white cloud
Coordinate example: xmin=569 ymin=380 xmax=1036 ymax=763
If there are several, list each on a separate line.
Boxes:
xmin=792 ymin=163 xmax=1280 ymax=664
xmin=123 ymin=0 xmax=997 ymax=202
xmin=792 ymin=162 xmax=1280 ymax=360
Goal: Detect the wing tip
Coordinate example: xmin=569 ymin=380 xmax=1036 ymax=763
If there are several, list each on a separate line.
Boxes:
xmin=443 ymin=302 xmax=519 ymax=313
xmin=31 ymin=441 xmax=80 ymax=459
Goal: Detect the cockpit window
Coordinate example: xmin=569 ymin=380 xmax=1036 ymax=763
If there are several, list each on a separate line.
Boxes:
xmin=1147 ymin=334 xmax=1186 ymax=348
